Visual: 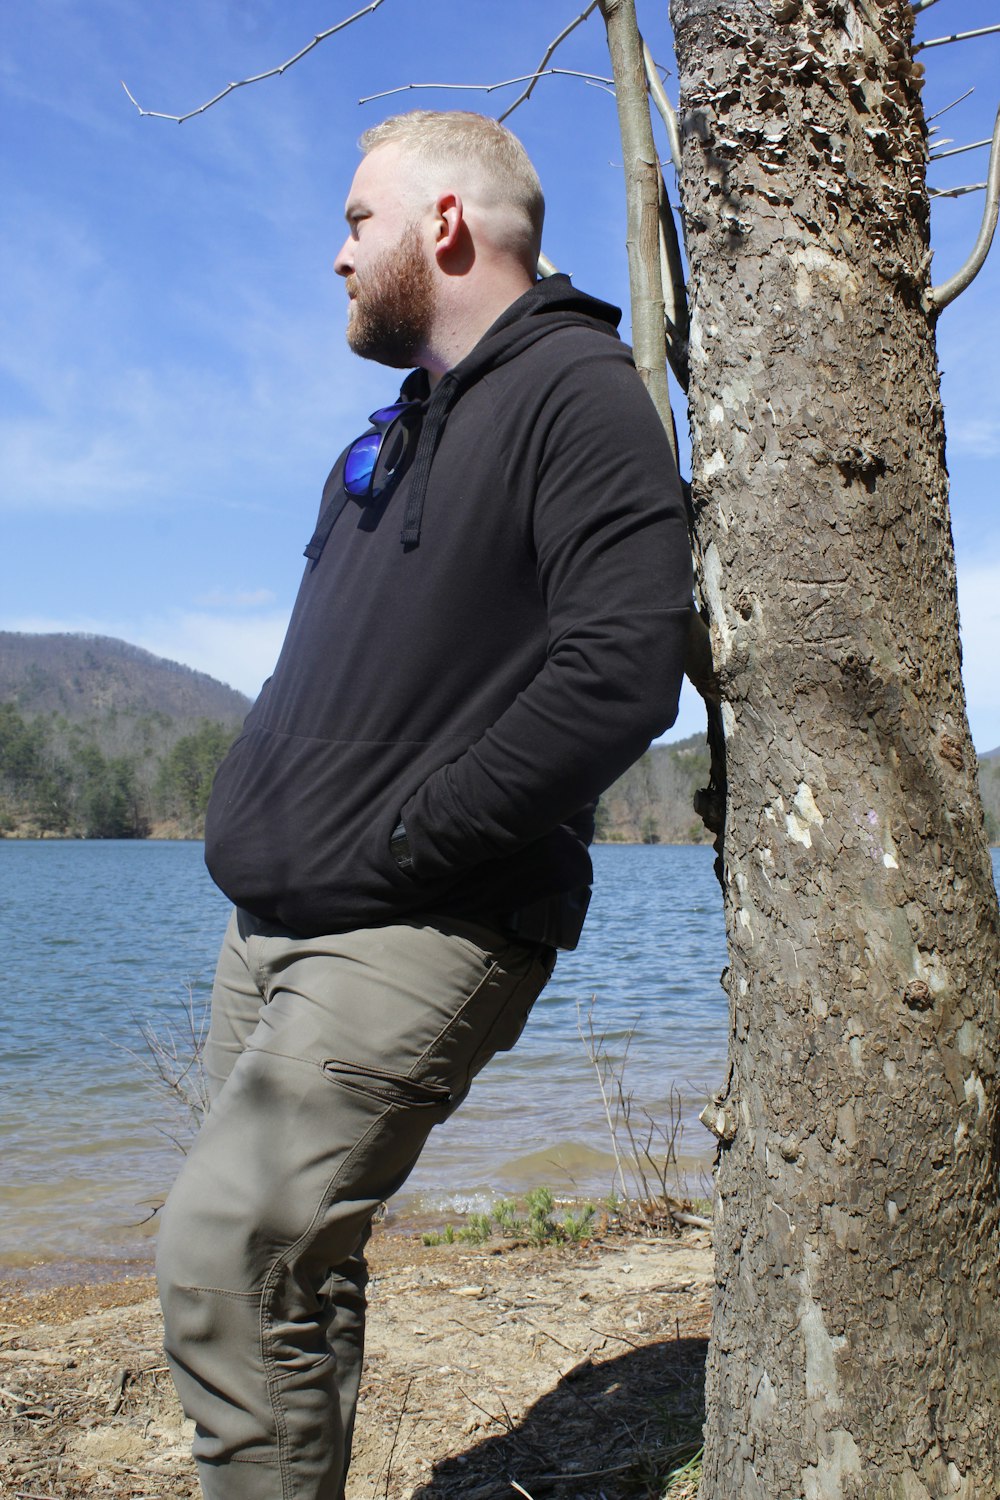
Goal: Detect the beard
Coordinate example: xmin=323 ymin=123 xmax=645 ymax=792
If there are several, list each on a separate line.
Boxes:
xmin=345 ymin=223 xmax=435 ymax=369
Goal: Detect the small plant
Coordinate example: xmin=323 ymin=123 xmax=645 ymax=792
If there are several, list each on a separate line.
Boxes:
xmin=457 ymin=1212 xmax=493 ymax=1245
xmin=120 ymin=983 xmax=212 ymax=1154
xmin=421 ymin=1221 xmax=458 ymax=1247
xmin=578 ymin=999 xmax=710 ymax=1235
xmin=661 ymin=1445 xmax=703 ymax=1498
xmin=493 ymin=1198 xmax=524 ymax=1236
xmin=418 ymin=1190 xmax=599 ymax=1249
xmin=524 ymin=1186 xmax=557 ymax=1246
xmin=561 ymin=1203 xmax=597 ymax=1243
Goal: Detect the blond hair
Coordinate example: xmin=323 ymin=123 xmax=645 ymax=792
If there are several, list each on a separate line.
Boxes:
xmin=359 ymin=110 xmax=544 ymax=270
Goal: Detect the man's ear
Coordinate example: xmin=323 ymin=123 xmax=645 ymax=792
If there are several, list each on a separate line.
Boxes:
xmin=433 ymin=191 xmax=464 ymax=260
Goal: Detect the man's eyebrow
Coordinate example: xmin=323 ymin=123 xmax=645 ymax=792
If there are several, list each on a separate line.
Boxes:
xmin=344 ymin=198 xmax=369 ymax=224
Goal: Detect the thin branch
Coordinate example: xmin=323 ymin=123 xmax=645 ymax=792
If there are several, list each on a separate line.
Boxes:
xmin=929 ymin=182 xmax=987 ymax=198
xmin=497 ymin=2 xmax=599 ymax=123
xmin=657 ymin=165 xmax=690 ymax=391
xmin=122 ymin=1 xmax=388 ymax=122
xmin=642 ymin=40 xmax=682 ymax=171
xmin=930 ymin=137 xmax=991 ymax=161
xmin=359 ymin=66 xmax=612 ymax=107
xmin=598 ymin=0 xmax=673 ymax=446
xmin=928 ymin=103 xmax=1000 ymax=309
xmin=926 ymin=87 xmax=974 ymax=124
xmin=911 ymin=0 xmax=945 ymax=11
xmin=914 ymin=23 xmax=1000 ymax=52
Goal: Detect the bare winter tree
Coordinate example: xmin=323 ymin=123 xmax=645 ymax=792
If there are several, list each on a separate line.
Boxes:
xmin=126 ymin=2 xmax=1000 ymax=1492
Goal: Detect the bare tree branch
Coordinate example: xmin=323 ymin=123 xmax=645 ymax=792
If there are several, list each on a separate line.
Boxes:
xmin=122 ymin=0 xmax=388 ymax=123
xmin=358 ymin=66 xmax=612 ymax=107
xmin=926 ymin=87 xmax=975 ymax=124
xmin=929 ymin=182 xmax=988 ymax=199
xmin=497 ymin=3 xmax=600 ymax=123
xmin=928 ymin=103 xmax=1000 ymax=308
xmin=642 ymin=40 xmax=682 ymax=171
xmin=930 ymin=136 xmax=992 ymax=161
xmin=598 ymin=0 xmax=672 ymax=454
xmin=657 ymin=167 xmax=690 ymax=390
xmin=910 ymin=0 xmax=946 ymax=12
xmin=914 ymin=23 xmax=1000 ymax=53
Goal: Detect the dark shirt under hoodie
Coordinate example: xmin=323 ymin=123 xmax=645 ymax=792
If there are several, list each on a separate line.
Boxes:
xmin=204 ymin=276 xmax=694 ymax=937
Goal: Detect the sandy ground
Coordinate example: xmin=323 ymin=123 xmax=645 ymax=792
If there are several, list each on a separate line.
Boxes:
xmin=0 ymin=1225 xmax=712 ymax=1500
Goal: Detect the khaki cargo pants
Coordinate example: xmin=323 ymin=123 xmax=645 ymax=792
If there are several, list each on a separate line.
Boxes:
xmin=157 ymin=907 xmax=554 ymax=1500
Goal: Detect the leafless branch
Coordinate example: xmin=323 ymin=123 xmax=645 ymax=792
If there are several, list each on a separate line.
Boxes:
xmin=911 ymin=0 xmax=945 ymax=11
xmin=380 ymin=1377 xmax=414 ymax=1500
xmin=642 ymin=40 xmax=682 ymax=171
xmin=116 ymin=985 xmax=211 ymax=1148
xmin=358 ymin=66 xmax=612 ymax=107
xmin=914 ymin=23 xmax=1000 ymax=52
xmin=122 ymin=0 xmax=388 ymax=123
xmin=598 ymin=0 xmax=673 ymax=449
xmin=657 ymin=166 xmax=690 ymax=390
xmin=926 ymin=87 xmax=974 ymax=124
xmin=929 ymin=182 xmax=987 ymax=198
xmin=930 ymin=137 xmax=991 ymax=161
xmin=497 ymin=2 xmax=600 ymax=123
xmin=929 ymin=103 xmax=1000 ymax=309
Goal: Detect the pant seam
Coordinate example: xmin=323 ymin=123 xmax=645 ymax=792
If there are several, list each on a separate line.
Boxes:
xmin=258 ymin=1096 xmax=397 ymax=1500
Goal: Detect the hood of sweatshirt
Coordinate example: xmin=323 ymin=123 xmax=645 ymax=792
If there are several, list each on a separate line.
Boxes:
xmin=393 ymin=274 xmax=623 ymax=548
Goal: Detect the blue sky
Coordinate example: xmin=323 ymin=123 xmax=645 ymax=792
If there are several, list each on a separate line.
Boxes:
xmin=1 ymin=0 xmax=998 ymax=748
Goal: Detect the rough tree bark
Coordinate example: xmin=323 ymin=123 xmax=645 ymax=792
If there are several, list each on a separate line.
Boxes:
xmin=665 ymin=0 xmax=1000 ymax=1494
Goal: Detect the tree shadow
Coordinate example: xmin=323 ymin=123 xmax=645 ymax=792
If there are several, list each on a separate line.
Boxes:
xmin=409 ymin=1335 xmax=707 ymax=1500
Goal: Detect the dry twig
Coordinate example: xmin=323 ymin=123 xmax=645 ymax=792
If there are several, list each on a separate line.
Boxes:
xmin=498 ymin=3 xmax=600 ymax=122
xmin=358 ymin=67 xmax=612 ymax=107
xmin=122 ymin=0 xmax=388 ymax=123
xmin=929 ymin=103 xmax=1000 ymax=309
xmin=915 ymin=23 xmax=1000 ymax=52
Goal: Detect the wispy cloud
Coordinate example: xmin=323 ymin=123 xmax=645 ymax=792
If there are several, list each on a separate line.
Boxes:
xmin=948 ymin=416 xmax=1000 ymax=460
xmin=194 ymin=587 xmax=277 ymax=609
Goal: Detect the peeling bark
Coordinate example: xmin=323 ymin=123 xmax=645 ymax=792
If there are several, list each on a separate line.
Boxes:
xmin=665 ymin=0 xmax=1000 ymax=1493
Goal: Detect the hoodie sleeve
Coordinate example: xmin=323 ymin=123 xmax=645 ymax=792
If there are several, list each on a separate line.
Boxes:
xmin=399 ymin=342 xmax=694 ymax=880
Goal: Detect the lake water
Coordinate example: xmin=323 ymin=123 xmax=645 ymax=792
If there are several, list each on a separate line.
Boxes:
xmin=2 ymin=841 xmax=996 ymax=1280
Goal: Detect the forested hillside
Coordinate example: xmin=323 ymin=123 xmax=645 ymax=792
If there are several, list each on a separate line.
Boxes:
xmin=980 ymin=748 xmax=1000 ymax=845
xmin=2 ymin=633 xmax=996 ymax=843
xmin=0 ymin=634 xmax=250 ymax=838
xmin=597 ymin=736 xmax=714 ymax=844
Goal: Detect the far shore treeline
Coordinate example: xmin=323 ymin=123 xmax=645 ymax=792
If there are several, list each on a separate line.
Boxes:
xmin=1 ymin=631 xmax=998 ymax=843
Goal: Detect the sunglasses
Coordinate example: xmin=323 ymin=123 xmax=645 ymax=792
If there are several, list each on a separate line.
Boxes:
xmin=344 ymin=401 xmax=423 ymax=500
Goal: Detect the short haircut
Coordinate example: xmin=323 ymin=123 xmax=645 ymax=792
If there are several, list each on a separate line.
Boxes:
xmin=359 ymin=110 xmax=544 ymax=269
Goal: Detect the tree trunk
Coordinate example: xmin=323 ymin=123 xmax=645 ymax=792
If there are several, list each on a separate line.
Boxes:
xmin=666 ymin=0 xmax=1000 ymax=1494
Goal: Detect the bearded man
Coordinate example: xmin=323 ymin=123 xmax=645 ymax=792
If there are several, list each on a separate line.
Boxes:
xmin=157 ymin=110 xmax=693 ymax=1500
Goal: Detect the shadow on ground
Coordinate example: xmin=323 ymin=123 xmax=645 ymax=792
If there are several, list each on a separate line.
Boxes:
xmin=409 ymin=1335 xmax=707 ymax=1500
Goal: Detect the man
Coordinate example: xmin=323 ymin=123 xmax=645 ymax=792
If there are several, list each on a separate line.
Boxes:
xmin=157 ymin=110 xmax=693 ymax=1500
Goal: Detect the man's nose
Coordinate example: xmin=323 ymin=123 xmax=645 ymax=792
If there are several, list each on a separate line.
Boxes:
xmin=334 ymin=237 xmax=354 ymax=278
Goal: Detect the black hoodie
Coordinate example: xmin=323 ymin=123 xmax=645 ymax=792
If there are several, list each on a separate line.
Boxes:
xmin=204 ymin=276 xmax=693 ymax=937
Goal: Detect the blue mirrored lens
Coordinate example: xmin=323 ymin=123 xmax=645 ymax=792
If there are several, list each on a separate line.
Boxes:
xmin=370 ymin=403 xmax=409 ymax=424
xmin=344 ymin=432 xmax=380 ymax=495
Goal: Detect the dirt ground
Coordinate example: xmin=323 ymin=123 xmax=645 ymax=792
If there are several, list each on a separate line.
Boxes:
xmin=0 ymin=1225 xmax=712 ymax=1500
